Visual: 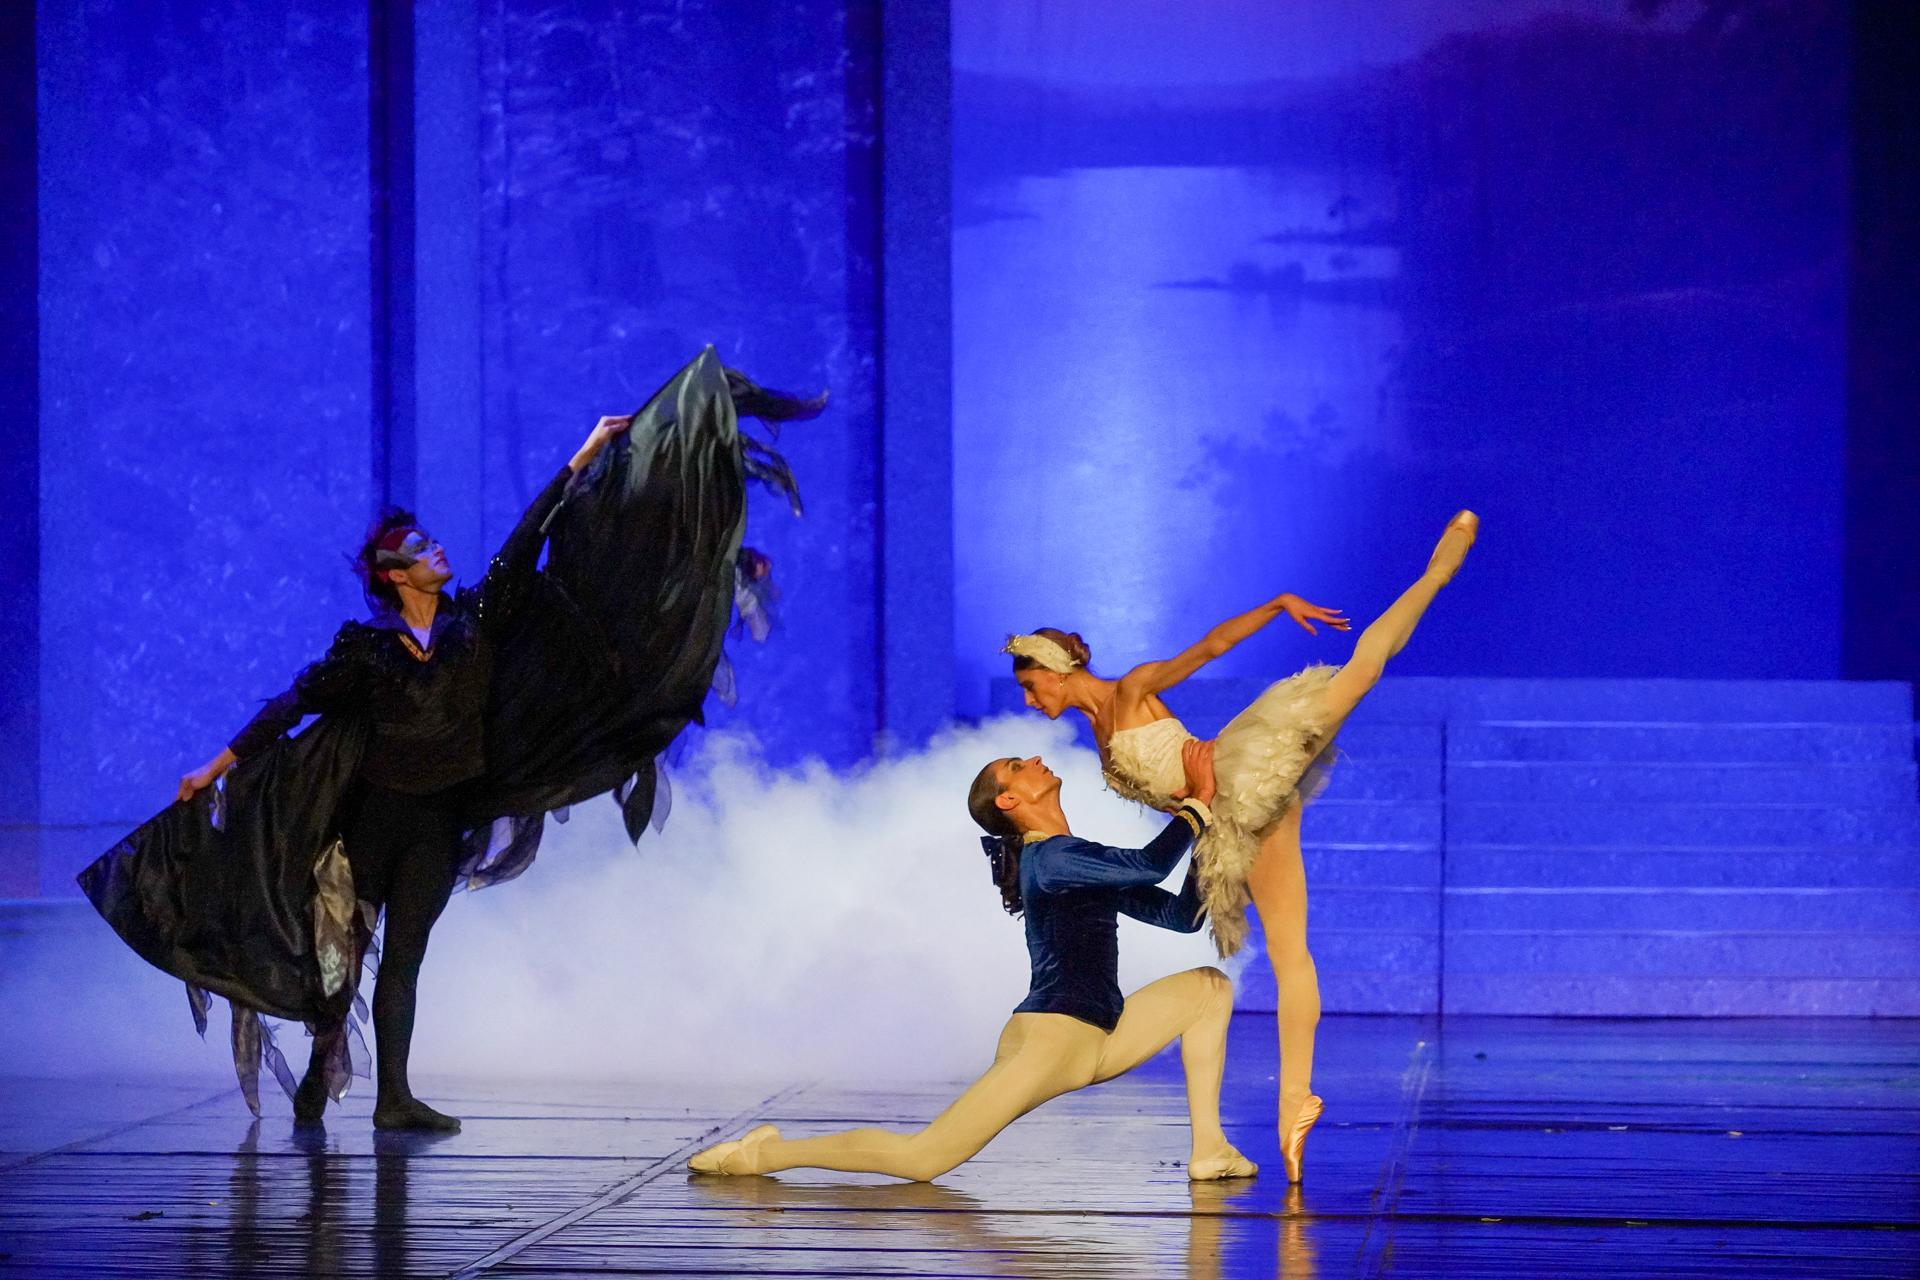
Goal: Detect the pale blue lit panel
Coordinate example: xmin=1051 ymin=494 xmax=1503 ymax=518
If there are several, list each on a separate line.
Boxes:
xmin=951 ymin=0 xmax=1848 ymax=712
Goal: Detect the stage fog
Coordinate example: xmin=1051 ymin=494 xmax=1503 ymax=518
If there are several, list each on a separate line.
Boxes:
xmin=2 ymin=720 xmax=1227 ymax=1087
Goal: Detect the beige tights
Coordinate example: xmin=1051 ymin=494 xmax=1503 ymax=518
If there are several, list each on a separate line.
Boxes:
xmin=1248 ymin=514 xmax=1472 ymax=1133
xmin=1246 ymin=804 xmax=1319 ymax=1134
xmin=1321 ymin=515 xmax=1474 ymax=721
xmin=695 ymin=967 xmax=1246 ymax=1182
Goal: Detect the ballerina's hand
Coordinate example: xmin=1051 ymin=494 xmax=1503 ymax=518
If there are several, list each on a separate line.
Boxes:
xmin=1279 ymin=593 xmax=1350 ymax=635
xmin=595 ymin=414 xmax=634 ymax=437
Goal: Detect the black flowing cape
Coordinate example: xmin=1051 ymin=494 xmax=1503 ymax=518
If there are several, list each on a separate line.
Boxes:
xmin=78 ymin=348 xmax=803 ymax=1043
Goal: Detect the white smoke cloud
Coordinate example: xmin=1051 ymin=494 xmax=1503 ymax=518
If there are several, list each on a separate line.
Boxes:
xmin=4 ymin=717 xmax=1232 ymax=1090
xmin=415 ymin=717 xmax=1230 ymax=1084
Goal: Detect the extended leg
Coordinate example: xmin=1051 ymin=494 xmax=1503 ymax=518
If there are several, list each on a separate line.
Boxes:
xmin=1246 ymin=805 xmax=1320 ymax=1157
xmin=1320 ymin=512 xmax=1477 ymax=723
xmin=691 ymin=1015 xmax=1100 ymax=1182
xmin=1092 ymin=967 xmax=1254 ymax=1180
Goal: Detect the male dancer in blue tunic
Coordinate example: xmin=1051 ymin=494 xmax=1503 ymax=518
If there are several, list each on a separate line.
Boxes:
xmin=690 ymin=740 xmax=1257 ymax=1182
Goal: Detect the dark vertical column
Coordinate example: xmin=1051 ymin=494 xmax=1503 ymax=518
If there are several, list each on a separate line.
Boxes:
xmin=0 ymin=1 xmax=37 ymax=896
xmin=370 ymin=0 xmax=417 ymax=510
xmin=877 ymin=0 xmax=955 ymax=747
xmin=1845 ymin=1 xmax=1920 ymax=686
xmin=412 ymin=3 xmax=485 ymax=573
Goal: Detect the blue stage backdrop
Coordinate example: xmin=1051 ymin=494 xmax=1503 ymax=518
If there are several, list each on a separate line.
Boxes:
xmin=33 ymin=1 xmax=376 ymax=893
xmin=7 ymin=0 xmax=1913 ymax=971
xmin=951 ymin=0 xmax=1850 ymax=712
xmin=16 ymin=1 xmax=887 ymax=897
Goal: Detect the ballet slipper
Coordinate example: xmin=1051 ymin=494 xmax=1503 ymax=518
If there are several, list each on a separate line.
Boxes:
xmin=1426 ymin=510 xmax=1479 ymax=582
xmin=1280 ymin=1094 xmax=1324 ymax=1184
xmin=292 ymin=1070 xmax=328 ymax=1127
xmin=372 ymin=1095 xmax=461 ymax=1133
xmin=1188 ymin=1144 xmax=1259 ymax=1181
xmin=688 ymin=1123 xmax=781 ymax=1175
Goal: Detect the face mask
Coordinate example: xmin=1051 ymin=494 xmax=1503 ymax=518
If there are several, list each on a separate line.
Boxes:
xmin=374 ymin=530 xmax=441 ymax=571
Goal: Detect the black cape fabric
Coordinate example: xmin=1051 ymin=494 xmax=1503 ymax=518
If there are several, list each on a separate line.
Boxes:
xmin=79 ymin=347 xmax=801 ymax=1031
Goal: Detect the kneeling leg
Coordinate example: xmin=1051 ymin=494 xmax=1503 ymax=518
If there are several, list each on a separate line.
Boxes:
xmin=700 ymin=1018 xmax=1095 ymax=1182
xmin=1092 ymin=967 xmax=1252 ymax=1178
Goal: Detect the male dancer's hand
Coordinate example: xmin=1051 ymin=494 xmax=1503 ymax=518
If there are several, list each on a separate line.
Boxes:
xmin=569 ymin=414 xmax=635 ymax=474
xmin=178 ymin=748 xmax=237 ymax=802
xmin=1180 ymin=738 xmax=1218 ymax=808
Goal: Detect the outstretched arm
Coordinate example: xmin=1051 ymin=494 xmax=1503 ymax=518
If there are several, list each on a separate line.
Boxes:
xmin=1030 ymin=801 xmax=1214 ymax=894
xmin=477 ymin=414 xmax=633 ymax=632
xmin=1117 ymin=592 xmax=1347 ymax=702
xmin=181 ymin=628 xmax=371 ymax=800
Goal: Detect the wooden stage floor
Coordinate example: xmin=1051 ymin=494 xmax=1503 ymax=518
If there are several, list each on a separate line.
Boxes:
xmin=1 ymin=1014 xmax=1914 ymax=1278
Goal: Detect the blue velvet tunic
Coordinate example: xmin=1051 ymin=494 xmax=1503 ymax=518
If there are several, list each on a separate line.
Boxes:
xmin=1013 ymin=802 xmax=1211 ymax=1032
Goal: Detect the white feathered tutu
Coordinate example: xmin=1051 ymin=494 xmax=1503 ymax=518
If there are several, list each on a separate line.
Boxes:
xmin=1104 ymin=664 xmax=1341 ymax=956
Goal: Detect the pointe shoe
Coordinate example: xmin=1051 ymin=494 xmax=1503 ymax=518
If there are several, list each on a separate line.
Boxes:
xmin=1426 ymin=509 xmax=1479 ymax=582
xmin=688 ymin=1123 xmax=780 ymax=1175
xmin=1280 ymin=1095 xmax=1324 ymax=1184
xmin=1188 ymin=1146 xmax=1260 ymax=1181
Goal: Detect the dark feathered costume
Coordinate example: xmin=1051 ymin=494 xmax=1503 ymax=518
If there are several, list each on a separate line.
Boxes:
xmin=78 ymin=348 xmax=812 ymax=1110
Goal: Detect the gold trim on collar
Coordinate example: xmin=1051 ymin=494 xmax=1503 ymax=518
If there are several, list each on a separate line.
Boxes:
xmin=396 ymin=633 xmax=434 ymax=663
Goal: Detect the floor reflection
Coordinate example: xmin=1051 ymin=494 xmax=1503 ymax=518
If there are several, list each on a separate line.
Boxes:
xmin=10 ymin=1015 xmax=1913 ymax=1276
xmin=687 ymin=1176 xmax=1137 ymax=1277
xmin=1187 ymin=1181 xmax=1317 ymax=1280
xmin=687 ymin=1173 xmax=1323 ymax=1278
xmin=373 ymin=1130 xmax=441 ymax=1278
xmin=214 ymin=1121 xmax=453 ymax=1275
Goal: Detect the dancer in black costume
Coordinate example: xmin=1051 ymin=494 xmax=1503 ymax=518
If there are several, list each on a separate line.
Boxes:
xmin=80 ymin=350 xmax=823 ymax=1130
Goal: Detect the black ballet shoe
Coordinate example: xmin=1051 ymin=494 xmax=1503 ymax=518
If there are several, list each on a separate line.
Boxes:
xmin=373 ymin=1095 xmax=462 ymax=1133
xmin=292 ymin=1071 xmax=328 ymax=1127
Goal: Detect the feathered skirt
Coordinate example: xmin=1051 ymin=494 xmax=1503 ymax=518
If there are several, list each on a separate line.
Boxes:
xmin=1199 ymin=664 xmax=1342 ymax=957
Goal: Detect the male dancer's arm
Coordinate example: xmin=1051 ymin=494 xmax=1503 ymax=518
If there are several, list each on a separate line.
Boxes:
xmin=1030 ymin=799 xmax=1214 ymax=894
xmin=472 ymin=466 xmax=573 ymax=634
xmin=227 ymin=626 xmax=373 ymax=760
xmin=476 ymin=415 xmax=632 ymax=634
xmin=179 ymin=625 xmax=372 ymax=800
xmin=1032 ymin=736 xmax=1216 ymax=896
xmin=1114 ymin=859 xmax=1206 ymax=934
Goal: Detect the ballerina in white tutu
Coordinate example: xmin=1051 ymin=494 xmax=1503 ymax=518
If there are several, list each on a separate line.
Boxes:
xmin=1006 ymin=510 xmax=1477 ymax=1180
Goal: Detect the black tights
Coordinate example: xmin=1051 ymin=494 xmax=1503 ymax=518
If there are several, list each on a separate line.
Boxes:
xmin=307 ymin=785 xmax=463 ymax=1102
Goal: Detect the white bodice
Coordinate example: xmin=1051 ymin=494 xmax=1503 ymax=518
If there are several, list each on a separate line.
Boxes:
xmin=1104 ymin=717 xmax=1198 ymax=808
